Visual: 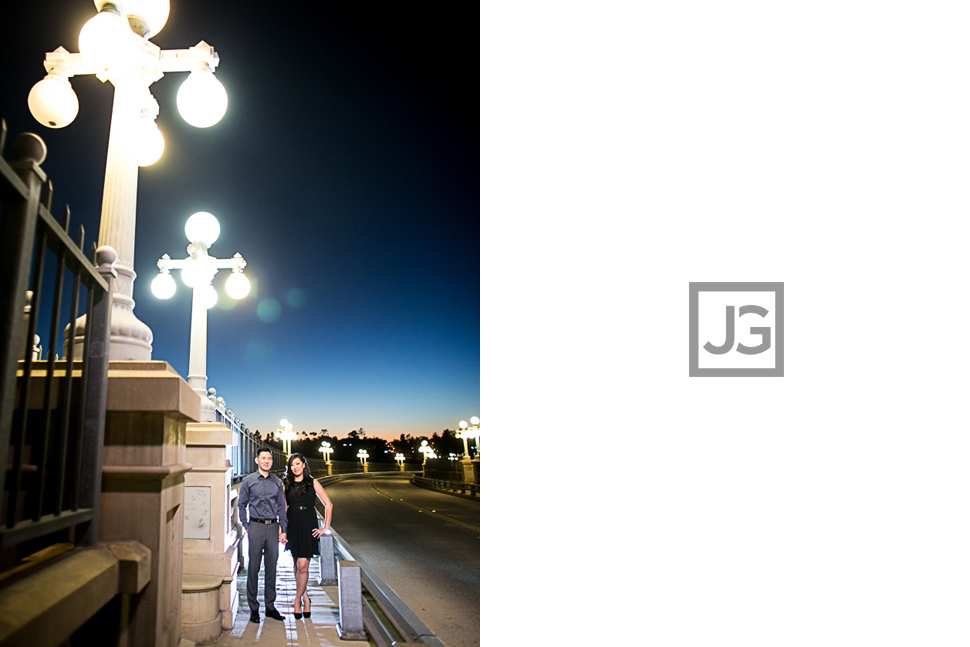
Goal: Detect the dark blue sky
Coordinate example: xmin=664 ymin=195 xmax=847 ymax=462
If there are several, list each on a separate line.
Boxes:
xmin=0 ymin=0 xmax=479 ymax=440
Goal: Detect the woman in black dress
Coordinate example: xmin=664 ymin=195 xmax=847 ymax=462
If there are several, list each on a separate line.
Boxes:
xmin=283 ymin=453 xmax=334 ymax=619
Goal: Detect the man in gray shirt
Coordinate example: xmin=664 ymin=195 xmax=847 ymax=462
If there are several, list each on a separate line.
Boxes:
xmin=238 ymin=446 xmax=288 ymax=622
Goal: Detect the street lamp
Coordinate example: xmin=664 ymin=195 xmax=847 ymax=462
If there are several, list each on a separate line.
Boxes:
xmin=458 ymin=416 xmax=480 ymax=459
xmin=418 ymin=440 xmax=437 ymax=465
xmin=150 ymin=211 xmax=249 ymax=419
xmin=28 ymin=0 xmax=230 ymax=361
xmin=319 ymin=441 xmax=333 ymax=464
xmin=395 ymin=453 xmax=405 ymax=471
xmin=277 ymin=419 xmax=296 ymax=455
xmin=356 ymin=449 xmax=369 ymax=466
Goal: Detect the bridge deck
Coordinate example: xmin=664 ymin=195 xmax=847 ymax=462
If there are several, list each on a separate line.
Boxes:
xmin=209 ymin=547 xmax=377 ymax=647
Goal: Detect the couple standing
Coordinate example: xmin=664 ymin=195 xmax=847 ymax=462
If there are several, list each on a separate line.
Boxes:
xmin=238 ymin=447 xmax=334 ymax=623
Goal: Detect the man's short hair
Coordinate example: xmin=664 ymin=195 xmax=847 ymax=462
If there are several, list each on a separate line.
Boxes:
xmin=256 ymin=446 xmax=273 ymax=457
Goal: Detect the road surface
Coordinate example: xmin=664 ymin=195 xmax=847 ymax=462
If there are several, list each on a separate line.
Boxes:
xmin=326 ymin=476 xmax=480 ymax=647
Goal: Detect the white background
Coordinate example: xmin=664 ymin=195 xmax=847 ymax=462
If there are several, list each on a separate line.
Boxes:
xmin=483 ymin=2 xmax=970 ymax=645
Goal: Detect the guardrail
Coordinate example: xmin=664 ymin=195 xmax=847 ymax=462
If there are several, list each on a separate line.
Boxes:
xmin=326 ymin=525 xmax=447 ymax=647
xmin=411 ymin=476 xmax=480 ymax=498
xmin=309 ymin=471 xmax=459 ymax=646
xmin=317 ymin=470 xmax=421 ymax=486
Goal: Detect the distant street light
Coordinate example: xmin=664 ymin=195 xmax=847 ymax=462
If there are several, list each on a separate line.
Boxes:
xmin=29 ymin=0 xmax=230 ymax=361
xmin=458 ymin=416 xmax=480 ymax=459
xmin=418 ymin=440 xmax=437 ymax=465
xmin=150 ymin=211 xmax=250 ymax=420
xmin=319 ymin=441 xmax=333 ymax=464
xmin=277 ymin=419 xmax=296 ymax=455
xmin=395 ymin=453 xmax=405 ymax=471
xmin=356 ymin=449 xmax=369 ymax=466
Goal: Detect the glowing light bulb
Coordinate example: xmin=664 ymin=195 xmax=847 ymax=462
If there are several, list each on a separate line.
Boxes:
xmin=136 ymin=119 xmax=164 ymax=167
xmin=27 ymin=75 xmax=79 ymax=128
xmin=79 ymin=9 xmax=132 ymax=71
xmin=177 ymin=71 xmax=228 ymax=128
xmin=180 ymin=262 xmax=210 ymax=288
xmin=151 ymin=272 xmax=176 ymax=299
xmin=184 ymin=211 xmax=220 ymax=245
xmin=124 ymin=0 xmax=171 ymax=37
xmin=200 ymin=284 xmax=218 ymax=309
xmin=225 ymin=272 xmax=251 ymax=299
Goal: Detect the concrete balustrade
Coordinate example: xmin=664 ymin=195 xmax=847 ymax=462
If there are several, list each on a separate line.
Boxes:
xmin=318 ymin=534 xmax=337 ymax=585
xmin=336 ymin=560 xmax=367 ymax=640
xmin=181 ymin=420 xmax=242 ymax=637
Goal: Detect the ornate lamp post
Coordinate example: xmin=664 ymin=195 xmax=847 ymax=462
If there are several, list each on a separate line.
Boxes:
xmin=458 ymin=416 xmax=480 ymax=485
xmin=27 ymin=0 xmax=230 ymax=361
xmin=395 ymin=452 xmax=405 ymax=471
xmin=276 ymin=419 xmax=296 ymax=456
xmin=149 ymin=211 xmax=249 ymax=420
xmin=418 ymin=440 xmax=437 ymax=477
xmin=462 ymin=416 xmax=481 ymax=458
xmin=319 ymin=440 xmax=333 ymax=477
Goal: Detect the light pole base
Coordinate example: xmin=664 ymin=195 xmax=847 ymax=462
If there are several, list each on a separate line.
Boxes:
xmin=106 ymin=301 xmax=154 ymax=360
xmin=461 ymin=458 xmax=477 ymax=484
xmin=70 ymin=304 xmax=153 ymax=362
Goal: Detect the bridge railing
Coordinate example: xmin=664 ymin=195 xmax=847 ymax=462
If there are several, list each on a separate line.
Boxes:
xmin=0 ymin=122 xmax=114 ymax=560
xmin=412 ymin=476 xmax=479 ymax=497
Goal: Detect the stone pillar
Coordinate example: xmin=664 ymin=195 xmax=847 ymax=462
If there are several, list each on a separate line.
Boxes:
xmin=98 ymin=362 xmax=199 ymax=647
xmin=182 ymin=420 xmax=242 ymax=639
xmin=317 ymin=534 xmax=337 ymax=586
xmin=461 ymin=458 xmax=477 ymax=484
xmin=336 ymin=561 xmax=366 ymax=641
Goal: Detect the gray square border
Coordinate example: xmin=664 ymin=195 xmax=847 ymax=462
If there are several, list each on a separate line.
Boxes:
xmin=689 ymin=282 xmax=784 ymax=377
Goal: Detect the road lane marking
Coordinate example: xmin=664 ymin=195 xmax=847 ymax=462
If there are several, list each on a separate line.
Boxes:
xmin=368 ymin=482 xmax=480 ymax=533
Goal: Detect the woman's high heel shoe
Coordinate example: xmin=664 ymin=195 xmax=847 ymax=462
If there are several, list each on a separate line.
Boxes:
xmin=294 ymin=597 xmax=303 ymax=619
xmin=303 ymin=594 xmax=311 ymax=618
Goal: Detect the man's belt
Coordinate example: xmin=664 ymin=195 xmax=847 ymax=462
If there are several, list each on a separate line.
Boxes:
xmin=251 ymin=517 xmax=277 ymax=524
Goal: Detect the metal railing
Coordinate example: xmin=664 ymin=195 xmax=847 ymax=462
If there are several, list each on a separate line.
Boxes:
xmin=0 ymin=121 xmax=113 ymax=554
xmin=412 ymin=476 xmax=480 ymax=497
xmin=218 ymin=407 xmax=263 ymax=481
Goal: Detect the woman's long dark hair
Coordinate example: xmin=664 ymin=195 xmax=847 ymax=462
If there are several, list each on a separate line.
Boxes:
xmin=283 ymin=453 xmax=313 ymax=497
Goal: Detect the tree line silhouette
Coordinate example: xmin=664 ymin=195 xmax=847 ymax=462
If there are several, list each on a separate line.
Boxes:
xmin=256 ymin=427 xmax=478 ymax=463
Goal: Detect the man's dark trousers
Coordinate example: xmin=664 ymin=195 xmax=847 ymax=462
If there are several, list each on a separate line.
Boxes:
xmin=247 ymin=521 xmax=280 ymax=613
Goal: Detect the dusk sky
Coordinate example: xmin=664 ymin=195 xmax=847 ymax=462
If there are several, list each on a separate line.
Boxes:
xmin=0 ymin=0 xmax=479 ymax=441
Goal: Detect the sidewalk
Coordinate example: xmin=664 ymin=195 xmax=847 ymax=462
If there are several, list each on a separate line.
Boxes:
xmin=209 ymin=548 xmax=377 ymax=647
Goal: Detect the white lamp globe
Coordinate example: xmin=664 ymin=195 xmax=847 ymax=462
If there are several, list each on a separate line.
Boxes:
xmin=151 ymin=272 xmax=176 ymax=299
xmin=28 ymin=75 xmax=80 ymax=129
xmin=122 ymin=0 xmax=170 ymax=37
xmin=184 ymin=211 xmax=220 ymax=246
xmin=470 ymin=416 xmax=480 ymax=426
xmin=136 ymin=119 xmax=164 ymax=167
xmin=200 ymin=283 xmax=218 ymax=309
xmin=225 ymin=272 xmax=251 ymax=299
xmin=78 ymin=8 xmax=132 ymax=71
xmin=177 ymin=71 xmax=228 ymax=128
xmin=180 ymin=262 xmax=210 ymax=289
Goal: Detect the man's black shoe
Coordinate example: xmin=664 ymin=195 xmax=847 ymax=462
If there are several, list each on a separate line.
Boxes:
xmin=265 ymin=609 xmax=285 ymax=621
xmin=249 ymin=611 xmax=260 ymax=623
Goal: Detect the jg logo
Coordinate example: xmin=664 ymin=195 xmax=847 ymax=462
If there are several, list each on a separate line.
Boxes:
xmin=689 ymin=282 xmax=784 ymax=377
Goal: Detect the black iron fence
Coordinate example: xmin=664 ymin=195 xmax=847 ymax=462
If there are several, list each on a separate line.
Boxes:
xmin=0 ymin=121 xmax=113 ymax=567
